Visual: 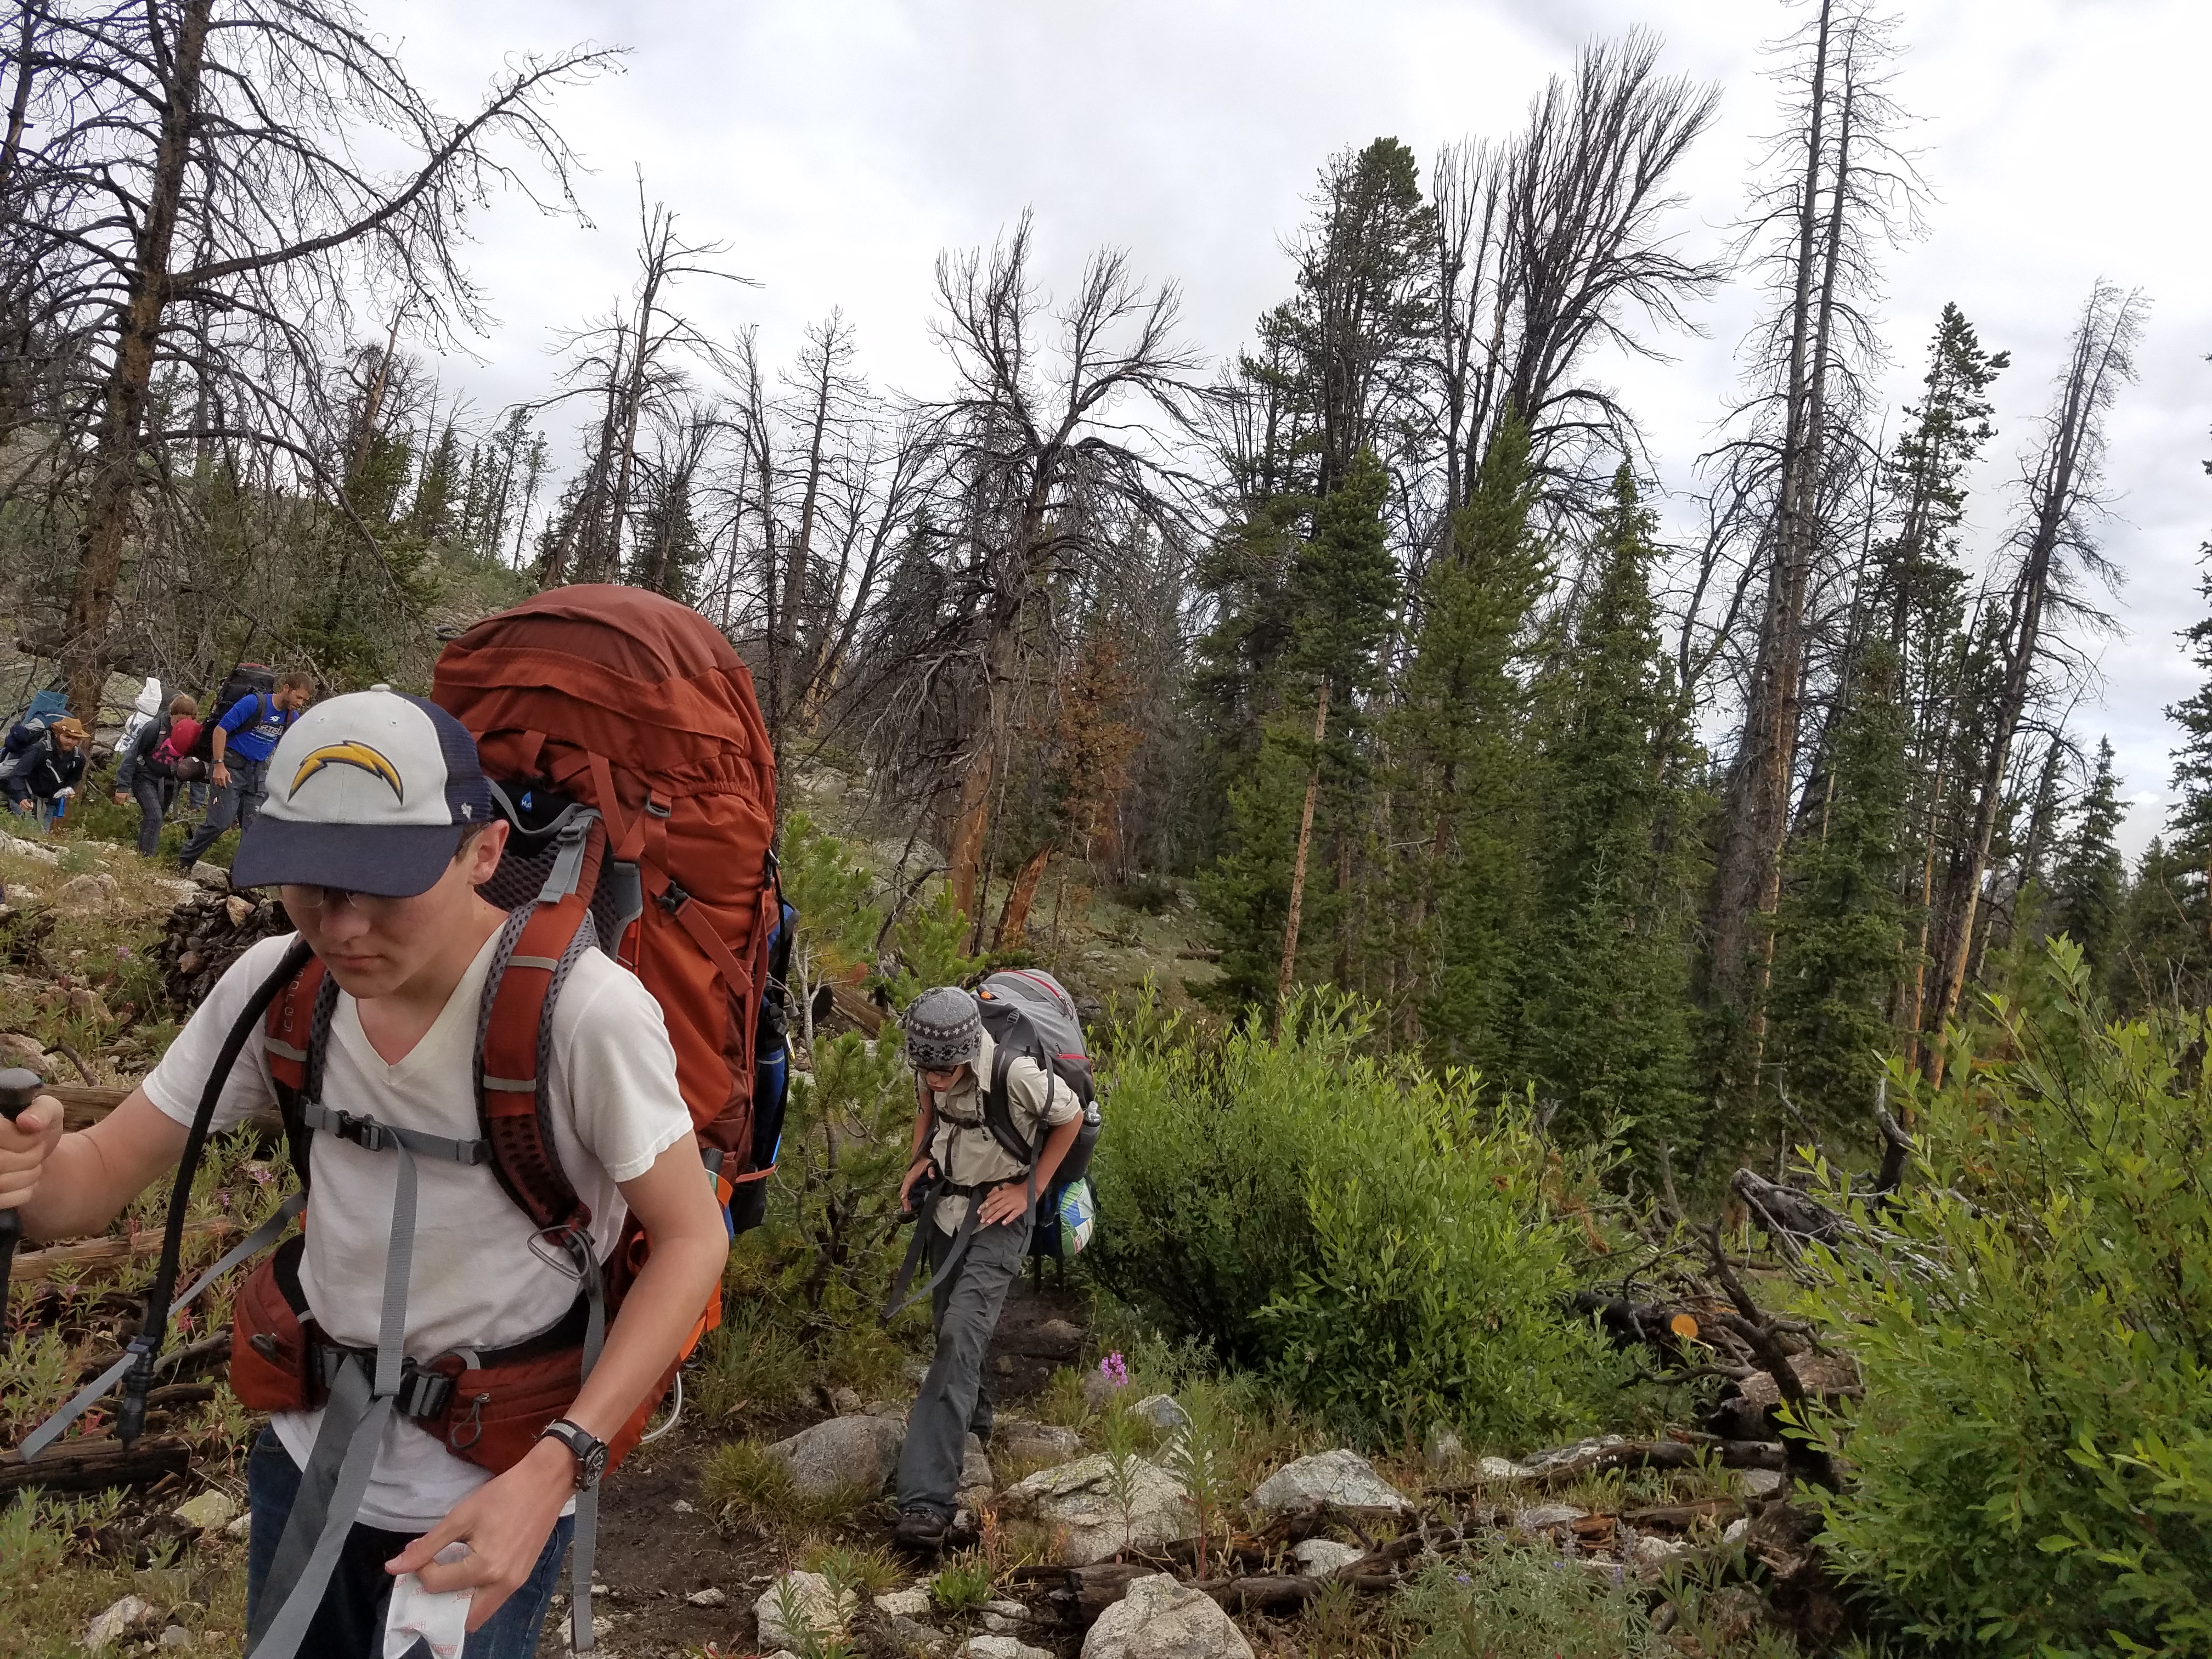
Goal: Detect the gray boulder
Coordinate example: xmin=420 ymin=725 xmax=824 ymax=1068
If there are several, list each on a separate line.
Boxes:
xmin=766 ymin=1415 xmax=905 ymax=1496
xmin=962 ymin=1639 xmax=1053 ymax=1659
xmin=998 ymin=1421 xmax=1082 ymax=1464
xmin=1251 ymin=1449 xmax=1411 ymax=1516
xmin=1005 ymin=1454 xmax=1193 ymax=1566
xmin=1081 ymin=1573 xmax=1254 ymax=1659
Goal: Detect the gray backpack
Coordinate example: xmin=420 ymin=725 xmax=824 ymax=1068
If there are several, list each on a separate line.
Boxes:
xmin=973 ymin=969 xmax=1099 ymax=1185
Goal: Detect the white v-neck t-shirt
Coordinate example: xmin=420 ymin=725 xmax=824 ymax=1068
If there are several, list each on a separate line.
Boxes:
xmin=144 ymin=928 xmax=695 ymax=1530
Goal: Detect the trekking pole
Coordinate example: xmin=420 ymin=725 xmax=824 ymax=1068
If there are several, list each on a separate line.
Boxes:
xmin=0 ymin=1065 xmax=46 ymax=1347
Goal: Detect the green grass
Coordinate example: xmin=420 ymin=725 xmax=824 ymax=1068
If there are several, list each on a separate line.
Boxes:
xmin=698 ymin=1440 xmax=876 ymax=1532
xmin=928 ymin=1552 xmax=993 ymax=1615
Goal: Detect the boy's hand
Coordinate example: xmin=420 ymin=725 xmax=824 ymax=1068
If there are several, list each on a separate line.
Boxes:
xmin=112 ymin=791 xmax=129 ymax=806
xmin=976 ymin=1182 xmax=1032 ymax=1228
xmin=211 ymin=762 xmax=230 ymax=789
xmin=387 ymin=1438 xmax=574 ymax=1630
xmin=899 ymin=1158 xmax=933 ymax=1214
xmin=0 ymin=1097 xmax=64 ymax=1214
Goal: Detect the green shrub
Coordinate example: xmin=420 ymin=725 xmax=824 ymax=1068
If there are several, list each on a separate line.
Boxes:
xmin=1799 ymin=939 xmax=2212 ymax=1657
xmin=1090 ymin=989 xmax=1632 ymax=1448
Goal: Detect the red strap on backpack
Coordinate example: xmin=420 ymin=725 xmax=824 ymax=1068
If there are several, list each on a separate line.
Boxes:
xmin=477 ymin=896 xmax=597 ymax=1238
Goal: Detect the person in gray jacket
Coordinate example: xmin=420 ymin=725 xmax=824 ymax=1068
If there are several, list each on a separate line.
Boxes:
xmin=891 ymin=987 xmax=1081 ymax=1552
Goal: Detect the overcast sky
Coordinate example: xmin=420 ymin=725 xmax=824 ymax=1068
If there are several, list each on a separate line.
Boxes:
xmin=391 ymin=0 xmax=2210 ymax=855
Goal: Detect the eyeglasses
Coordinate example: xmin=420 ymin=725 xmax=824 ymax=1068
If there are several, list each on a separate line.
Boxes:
xmin=279 ymin=884 xmax=406 ymax=916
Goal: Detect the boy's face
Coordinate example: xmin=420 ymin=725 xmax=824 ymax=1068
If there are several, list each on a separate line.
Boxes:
xmin=284 ymin=820 xmax=508 ymax=1000
xmin=921 ymin=1062 xmax=970 ymax=1093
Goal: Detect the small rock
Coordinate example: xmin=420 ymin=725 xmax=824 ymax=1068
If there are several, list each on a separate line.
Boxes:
xmin=1477 ymin=1454 xmax=1536 ymax=1480
xmin=59 ymin=871 xmax=120 ymax=907
xmin=1034 ymin=1317 xmax=1084 ymax=1354
xmin=1722 ymin=1517 xmax=1751 ymax=1546
xmin=1080 ymin=1370 xmax=1118 ymax=1410
xmin=830 ymin=1385 xmax=864 ymax=1415
xmin=66 ymin=985 xmax=112 ymax=1022
xmin=225 ymin=1512 xmax=253 ymax=1539
xmin=998 ymin=1421 xmax=1081 ymax=1462
xmin=1005 ymin=1454 xmax=1193 ymax=1566
xmin=888 ymin=1614 xmax=949 ymax=1655
xmin=672 ymin=1498 xmax=695 ymax=1514
xmin=765 ymin=1415 xmax=906 ymax=1496
xmin=1290 ymin=1538 xmax=1365 ymax=1576
xmin=995 ymin=1355 xmax=1015 ymax=1377
xmin=1630 ymin=1533 xmax=1694 ymax=1579
xmin=1422 ymin=1422 xmax=1465 ymax=1470
xmin=83 ymin=1596 xmax=154 ymax=1651
xmin=1515 ymin=1504 xmax=1589 ymax=1531
xmin=1081 ymin=1573 xmax=1253 ymax=1659
xmin=684 ymin=1587 xmax=726 ymax=1607
xmin=961 ymin=1433 xmax=996 ymax=1492
xmin=0 ymin=1031 xmax=47 ymax=1064
xmin=982 ymin=1599 xmax=1029 ymax=1619
xmin=755 ymin=1571 xmax=856 ymax=1649
xmin=868 ymin=1400 xmax=911 ymax=1422
xmin=223 ymin=895 xmax=253 ymax=927
xmin=961 ymin=1638 xmax=1053 ymax=1659
xmin=1739 ymin=1468 xmax=1785 ymax=1498
xmin=876 ymin=1587 xmax=933 ymax=1618
xmin=157 ymin=1629 xmax=193 ymax=1651
xmin=154 ymin=878 xmax=199 ymax=900
xmin=1251 ymin=1449 xmax=1411 ymax=1516
xmin=172 ymin=1490 xmax=238 ymax=1532
xmin=1133 ymin=1393 xmax=1188 ymax=1431
xmin=189 ymin=861 xmax=231 ymax=890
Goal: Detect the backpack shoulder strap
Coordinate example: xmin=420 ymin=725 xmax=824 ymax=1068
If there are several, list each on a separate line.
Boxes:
xmin=980 ymin=1003 xmax=1049 ymax=1166
xmin=263 ymin=953 xmax=332 ymax=1192
xmin=476 ymin=892 xmax=600 ymax=1240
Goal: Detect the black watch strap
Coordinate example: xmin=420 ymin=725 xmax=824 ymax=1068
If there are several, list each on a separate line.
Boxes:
xmin=539 ymin=1417 xmax=609 ymax=1490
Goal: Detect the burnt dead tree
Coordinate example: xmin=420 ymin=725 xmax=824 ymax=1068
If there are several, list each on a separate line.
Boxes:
xmin=2 ymin=0 xmax=611 ymax=716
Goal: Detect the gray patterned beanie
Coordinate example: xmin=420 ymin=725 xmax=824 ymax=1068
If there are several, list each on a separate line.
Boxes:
xmin=905 ymin=986 xmax=983 ymax=1070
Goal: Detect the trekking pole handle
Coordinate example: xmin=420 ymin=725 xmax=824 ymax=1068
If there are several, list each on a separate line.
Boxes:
xmin=0 ymin=1066 xmax=46 ymax=1347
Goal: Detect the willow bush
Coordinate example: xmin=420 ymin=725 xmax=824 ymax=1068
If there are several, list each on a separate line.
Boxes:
xmin=1801 ymin=940 xmax=2212 ymax=1657
xmin=1089 ymin=990 xmax=1633 ymax=1449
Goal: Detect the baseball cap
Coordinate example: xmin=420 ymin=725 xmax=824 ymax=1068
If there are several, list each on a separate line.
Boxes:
xmin=231 ymin=687 xmax=496 ymax=898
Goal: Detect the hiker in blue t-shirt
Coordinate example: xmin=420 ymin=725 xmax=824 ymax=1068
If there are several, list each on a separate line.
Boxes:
xmin=176 ymin=671 xmax=314 ymax=869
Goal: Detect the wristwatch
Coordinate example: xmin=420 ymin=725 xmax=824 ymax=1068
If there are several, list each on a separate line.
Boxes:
xmin=538 ymin=1418 xmax=610 ymax=1490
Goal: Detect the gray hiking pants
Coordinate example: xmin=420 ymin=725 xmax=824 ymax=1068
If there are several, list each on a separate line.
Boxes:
xmin=895 ymin=1209 xmax=1029 ymax=1520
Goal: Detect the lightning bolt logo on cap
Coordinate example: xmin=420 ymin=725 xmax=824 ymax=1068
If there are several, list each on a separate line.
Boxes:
xmin=291 ymin=740 xmax=404 ymax=802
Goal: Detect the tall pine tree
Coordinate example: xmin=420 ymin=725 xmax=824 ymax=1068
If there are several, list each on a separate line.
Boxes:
xmin=1514 ymin=465 xmax=1701 ymax=1146
xmin=2050 ymin=737 xmax=2125 ymax=974
xmin=1767 ymin=640 xmax=1909 ymax=1146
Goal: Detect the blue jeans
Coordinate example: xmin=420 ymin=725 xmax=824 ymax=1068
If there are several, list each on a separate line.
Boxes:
xmin=178 ymin=757 xmax=266 ymax=866
xmin=131 ymin=774 xmax=168 ymax=856
xmin=245 ymin=1428 xmax=572 ymax=1658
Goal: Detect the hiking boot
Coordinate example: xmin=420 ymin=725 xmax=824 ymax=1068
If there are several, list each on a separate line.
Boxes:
xmin=893 ymin=1507 xmax=950 ymax=1555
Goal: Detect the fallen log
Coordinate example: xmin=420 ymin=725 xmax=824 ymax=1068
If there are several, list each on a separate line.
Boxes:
xmin=56 ymin=1082 xmax=283 ymax=1139
xmin=0 ymin=1434 xmax=191 ymax=1494
xmin=1431 ymin=1437 xmax=1785 ymax=1496
xmin=13 ymin=1217 xmax=238 ymax=1285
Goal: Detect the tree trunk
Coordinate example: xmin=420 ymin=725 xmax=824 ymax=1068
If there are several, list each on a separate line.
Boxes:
xmin=1277 ymin=681 xmax=1330 ymax=1016
xmin=995 ymin=845 xmax=1053 ymax=949
xmin=61 ymin=0 xmax=216 ymax=718
xmin=1705 ymin=0 xmax=1835 ymax=1027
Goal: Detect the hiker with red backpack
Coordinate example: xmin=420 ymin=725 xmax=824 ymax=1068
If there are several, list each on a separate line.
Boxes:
xmin=888 ymin=974 xmax=1098 ymax=1553
xmin=175 ymin=668 xmax=314 ymax=870
xmin=114 ymin=693 xmax=204 ymax=856
xmin=0 ymin=689 xmax=730 ymax=1655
